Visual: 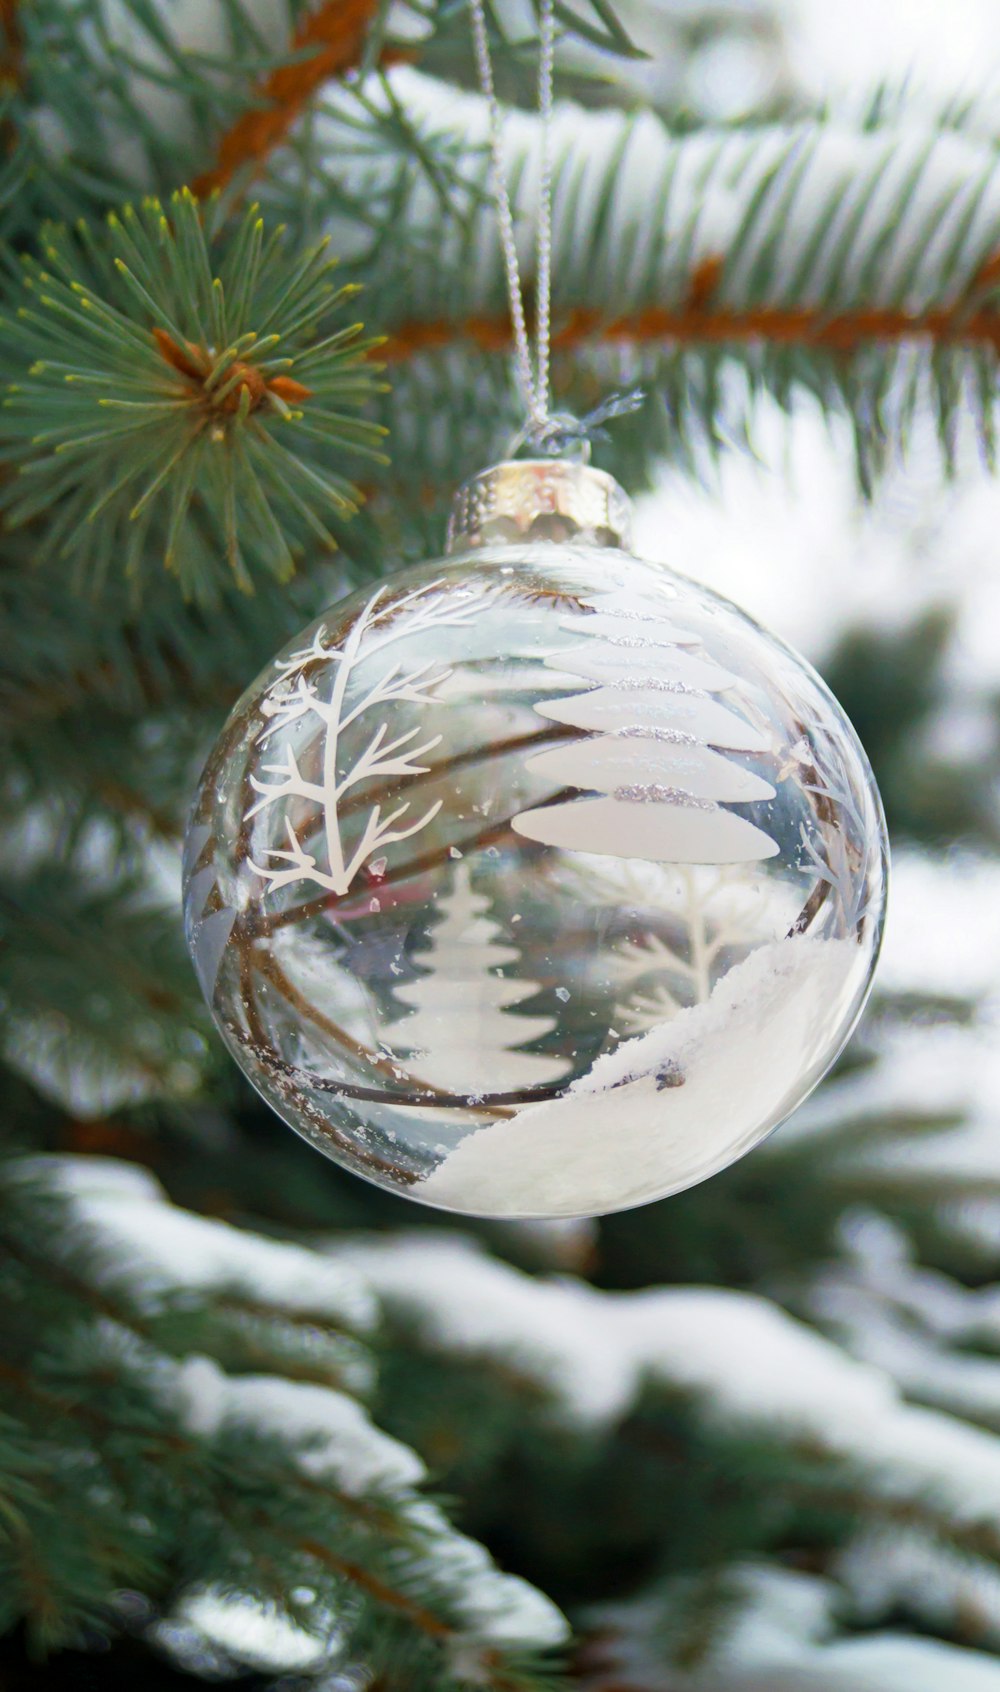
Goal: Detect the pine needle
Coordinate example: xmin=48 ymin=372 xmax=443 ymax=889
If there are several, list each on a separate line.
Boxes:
xmin=0 ymin=191 xmax=385 ymax=595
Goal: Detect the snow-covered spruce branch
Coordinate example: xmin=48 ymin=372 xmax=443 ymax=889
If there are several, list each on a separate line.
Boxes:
xmin=17 ymin=1158 xmax=567 ymax=1676
xmin=332 ymin=72 xmax=1000 ymax=444
xmin=584 ymin=1563 xmax=1000 ymax=1692
xmin=337 ymin=1234 xmax=1000 ymax=1572
xmin=248 ymin=583 xmax=483 ymax=898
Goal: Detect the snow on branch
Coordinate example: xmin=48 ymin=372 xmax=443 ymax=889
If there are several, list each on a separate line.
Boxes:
xmin=356 ymin=71 xmax=1000 ymax=380
xmin=838 ymin=1523 xmax=1000 ymax=1656
xmin=171 ymin=1354 xmax=567 ymax=1657
xmin=44 ymin=1154 xmax=375 ymax=1331
xmin=338 ymin=1232 xmax=1000 ymax=1555
xmin=173 ymin=1355 xmax=567 ymax=1654
xmin=39 ymin=1154 xmax=568 ymax=1663
xmin=155 ymin=1587 xmax=327 ymax=1678
xmin=174 ymin=1356 xmax=425 ymax=1492
xmin=806 ymin=1210 xmax=1000 ymax=1431
xmin=585 ymin=1564 xmax=1000 ymax=1691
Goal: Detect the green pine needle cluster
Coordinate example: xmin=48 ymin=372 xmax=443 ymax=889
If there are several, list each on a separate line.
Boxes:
xmin=0 ymin=190 xmax=387 ymax=594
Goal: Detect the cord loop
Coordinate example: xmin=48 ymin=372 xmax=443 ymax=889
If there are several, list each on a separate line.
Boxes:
xmin=468 ymin=0 xmax=556 ymax=433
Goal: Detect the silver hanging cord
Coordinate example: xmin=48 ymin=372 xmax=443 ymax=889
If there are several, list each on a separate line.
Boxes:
xmin=534 ymin=0 xmax=555 ymax=428
xmin=468 ymin=0 xmax=645 ymax=457
xmin=468 ymin=0 xmax=556 ymax=439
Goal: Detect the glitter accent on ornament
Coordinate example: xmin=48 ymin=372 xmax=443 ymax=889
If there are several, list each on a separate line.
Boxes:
xmin=612 ymin=786 xmax=720 ymax=808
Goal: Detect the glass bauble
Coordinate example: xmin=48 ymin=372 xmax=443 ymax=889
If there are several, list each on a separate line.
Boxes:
xmin=184 ymin=460 xmax=887 ymax=1219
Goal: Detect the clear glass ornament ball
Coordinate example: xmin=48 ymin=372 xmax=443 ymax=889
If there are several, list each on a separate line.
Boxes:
xmin=184 ymin=460 xmax=887 ymax=1219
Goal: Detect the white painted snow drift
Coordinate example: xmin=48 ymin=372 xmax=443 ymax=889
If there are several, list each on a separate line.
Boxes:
xmin=420 ymin=936 xmax=861 ymax=1217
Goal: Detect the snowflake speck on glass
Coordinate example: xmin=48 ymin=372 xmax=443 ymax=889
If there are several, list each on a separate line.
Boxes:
xmin=184 ymin=460 xmax=887 ymax=1218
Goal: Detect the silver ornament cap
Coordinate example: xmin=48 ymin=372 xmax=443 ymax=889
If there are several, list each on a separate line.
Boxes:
xmin=446 ymin=458 xmax=634 ymax=554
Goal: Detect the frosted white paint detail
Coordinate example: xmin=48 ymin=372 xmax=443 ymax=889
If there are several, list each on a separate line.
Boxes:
xmin=246 ymin=581 xmax=485 ymax=898
xmin=534 ymin=685 xmax=771 ymax=750
xmin=513 ymin=794 xmax=780 ymax=863
xmin=513 ymin=585 xmax=778 ymax=864
xmin=609 ymin=867 xmax=783 ymax=1028
xmin=568 ymin=611 xmax=698 ymax=646
xmin=394 ymin=863 xmax=571 ymax=1091
xmin=525 ymin=737 xmax=776 ymax=802
xmin=559 ymin=638 xmax=739 ymax=692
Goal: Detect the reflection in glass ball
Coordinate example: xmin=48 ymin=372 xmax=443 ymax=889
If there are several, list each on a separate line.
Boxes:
xmin=184 ymin=524 xmax=887 ymax=1219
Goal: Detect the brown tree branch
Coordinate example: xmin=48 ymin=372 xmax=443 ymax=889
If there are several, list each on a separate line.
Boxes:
xmin=279 ymin=1535 xmax=545 ymax=1692
xmin=193 ymin=0 xmax=407 ymax=197
xmin=0 ymin=0 xmax=20 ymax=93
xmin=0 ymin=0 xmax=22 ymax=165
xmin=380 ymin=255 xmax=1000 ymax=364
xmin=295 ymin=1534 xmax=453 ymax=1640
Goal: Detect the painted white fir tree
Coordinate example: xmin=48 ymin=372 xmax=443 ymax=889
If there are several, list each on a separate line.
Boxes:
xmin=512 ymin=590 xmax=780 ymax=864
xmin=393 ymin=863 xmax=570 ymax=1094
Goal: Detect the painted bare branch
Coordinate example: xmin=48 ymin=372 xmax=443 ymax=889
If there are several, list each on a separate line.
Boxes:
xmin=247 ymin=582 xmax=484 ymax=898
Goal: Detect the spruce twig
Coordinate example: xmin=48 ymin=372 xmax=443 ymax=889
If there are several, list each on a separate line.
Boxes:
xmin=0 ymin=190 xmax=388 ymax=594
xmin=192 ymin=0 xmax=407 ymax=197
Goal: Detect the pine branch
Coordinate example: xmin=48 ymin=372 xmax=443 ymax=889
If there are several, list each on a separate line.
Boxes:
xmin=7 ymin=0 xmax=400 ymax=220
xmin=192 ymin=0 xmax=407 ymax=197
xmin=580 ymin=1559 xmax=1000 ymax=1689
xmin=0 ymin=1157 xmax=568 ymax=1685
xmin=0 ymin=875 xmax=203 ymax=1115
xmin=0 ymin=190 xmax=387 ymax=593
xmin=0 ymin=539 xmax=328 ymax=723
xmin=348 ymin=84 xmax=1000 ymax=480
xmin=381 ymin=273 xmax=1000 ymax=365
xmin=347 ymin=1231 xmax=1000 ymax=1617
xmin=5 ymin=0 xmax=638 ymax=233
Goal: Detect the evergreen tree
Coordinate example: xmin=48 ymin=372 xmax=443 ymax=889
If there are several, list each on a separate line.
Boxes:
xmin=5 ymin=3 xmax=1000 ymax=1690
